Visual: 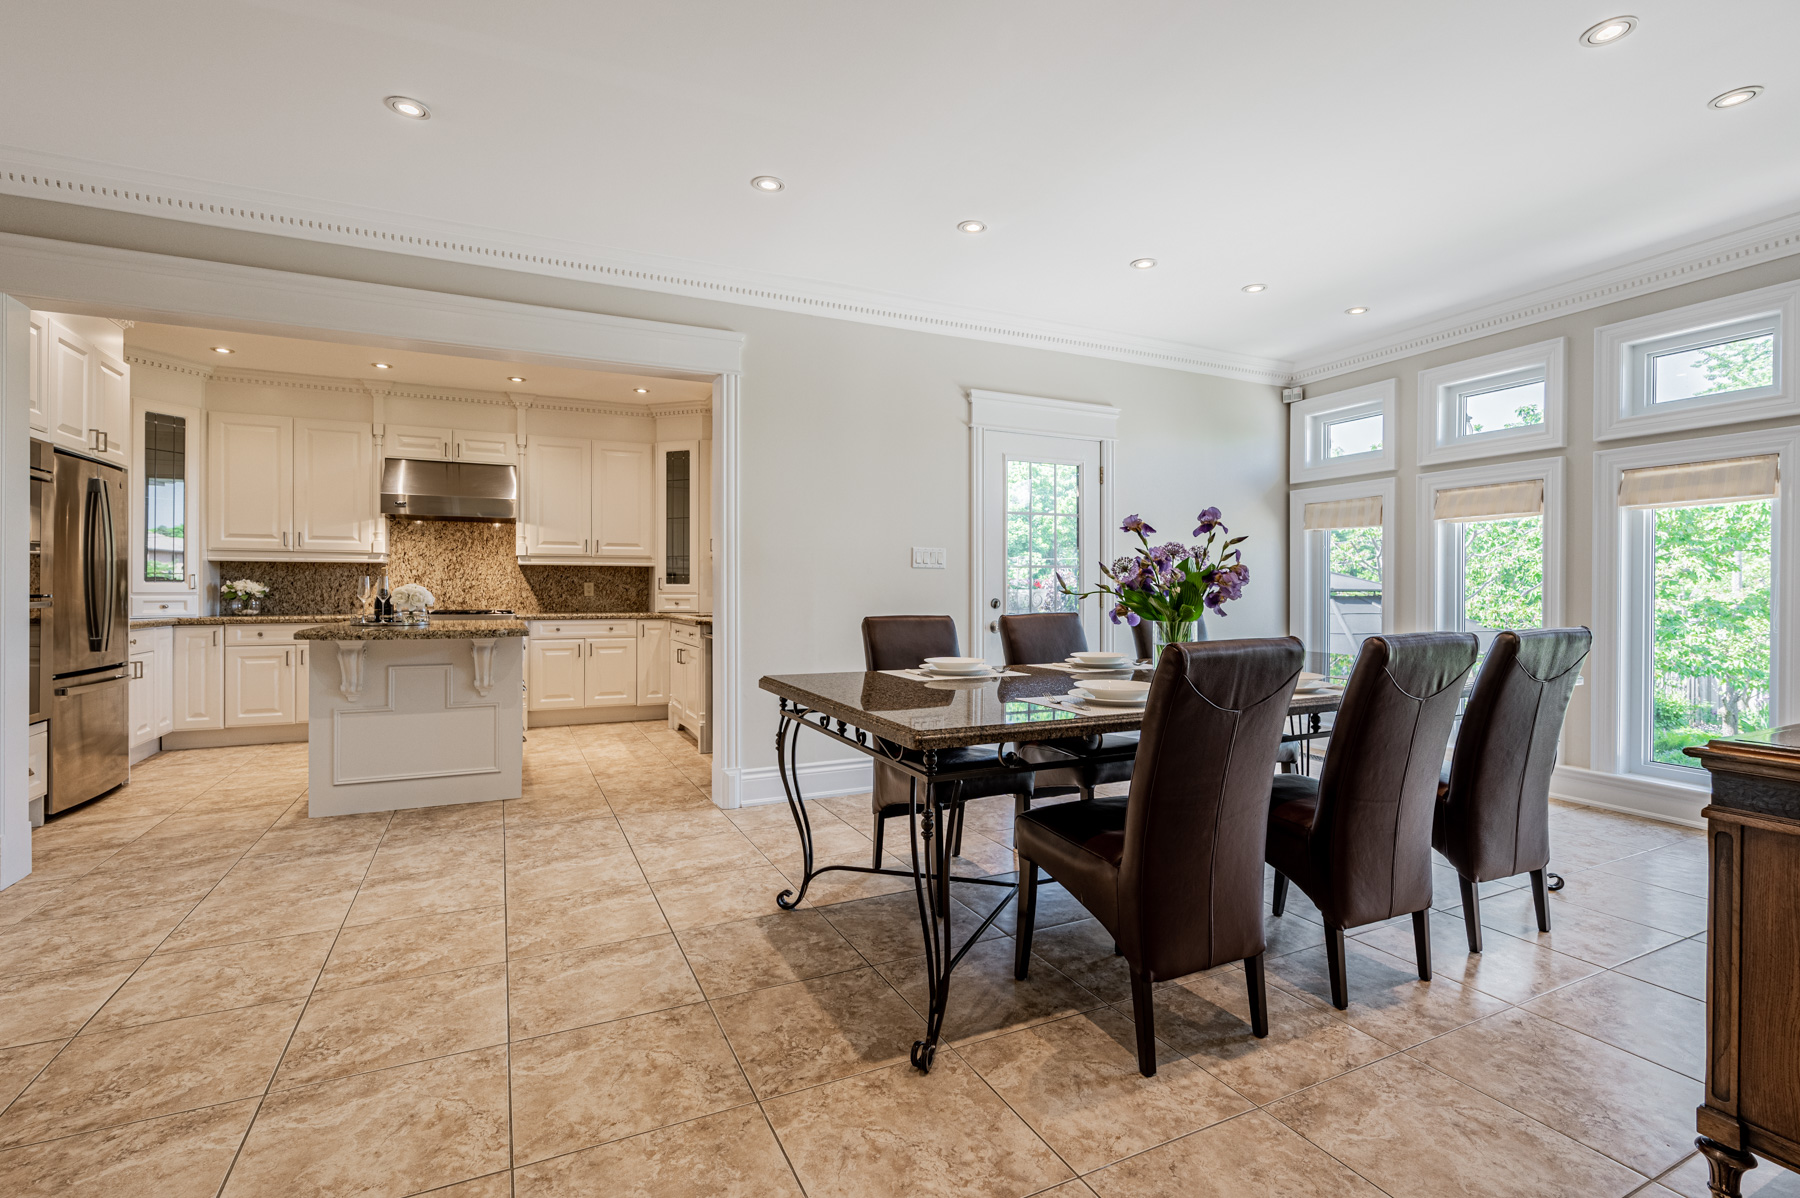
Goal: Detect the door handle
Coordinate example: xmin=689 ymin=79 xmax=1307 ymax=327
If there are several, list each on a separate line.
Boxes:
xmin=188 ymin=573 xmax=196 ymax=589
xmin=285 ymin=650 xmax=291 ymax=668
xmin=132 ymin=659 xmax=145 ymax=679
xmin=212 ymin=629 xmax=218 ymax=646
xmin=56 ymin=672 xmax=128 ymax=696
xmin=283 ymin=531 xmax=289 ymax=547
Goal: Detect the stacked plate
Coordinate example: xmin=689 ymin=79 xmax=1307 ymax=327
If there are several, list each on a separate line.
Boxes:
xmin=1294 ymin=671 xmax=1335 ymax=694
xmin=919 ymin=657 xmax=994 ymax=677
xmin=1066 ymin=651 xmax=1134 ymax=670
xmin=1072 ymin=678 xmax=1151 ymax=707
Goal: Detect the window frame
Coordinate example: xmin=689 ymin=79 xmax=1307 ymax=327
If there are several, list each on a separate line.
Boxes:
xmin=1287 ymin=477 xmax=1396 ymax=674
xmin=1288 ymin=379 xmax=1397 ymax=483
xmin=1415 ymin=457 xmax=1564 ymax=636
xmin=1416 ymin=338 xmax=1566 ymax=465
xmin=1594 ymin=280 xmax=1800 ymax=441
xmin=1590 ymin=425 xmax=1799 ymax=789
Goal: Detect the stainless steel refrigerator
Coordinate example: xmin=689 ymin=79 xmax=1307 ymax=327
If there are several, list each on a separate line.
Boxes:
xmin=47 ymin=448 xmax=130 ymax=814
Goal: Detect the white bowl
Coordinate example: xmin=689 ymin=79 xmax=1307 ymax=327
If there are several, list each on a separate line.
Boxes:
xmin=921 ymin=656 xmax=989 ymax=674
xmin=1077 ymin=678 xmax=1150 ymax=703
xmin=1070 ymin=651 xmax=1132 ymax=667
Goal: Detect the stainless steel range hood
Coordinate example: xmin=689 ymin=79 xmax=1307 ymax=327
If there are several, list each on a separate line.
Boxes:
xmin=381 ymin=458 xmax=517 ymax=522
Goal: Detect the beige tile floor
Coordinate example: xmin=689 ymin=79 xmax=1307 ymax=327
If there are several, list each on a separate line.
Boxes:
xmin=0 ymin=721 xmax=1789 ymax=1197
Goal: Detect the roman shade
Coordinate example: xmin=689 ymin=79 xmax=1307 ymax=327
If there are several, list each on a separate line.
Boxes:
xmin=1303 ymin=495 xmax=1383 ymax=530
xmin=1432 ymin=479 xmax=1544 ymax=523
xmin=1617 ymin=454 xmax=1780 ymax=510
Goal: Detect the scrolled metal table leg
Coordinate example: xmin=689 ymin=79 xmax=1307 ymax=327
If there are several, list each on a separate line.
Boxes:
xmin=908 ymin=756 xmax=959 ymax=1073
xmin=774 ymin=713 xmax=816 ymax=910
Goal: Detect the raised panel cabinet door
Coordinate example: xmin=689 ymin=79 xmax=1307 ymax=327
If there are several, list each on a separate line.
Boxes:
xmin=171 ymin=626 xmax=224 ymax=731
xmin=129 ymin=650 xmax=155 ymax=746
xmin=28 ymin=311 xmax=47 ymax=433
xmin=593 ymin=442 xmax=654 ymax=558
xmin=385 ymin=425 xmax=453 ymax=461
xmin=294 ymin=418 xmax=377 ymax=553
xmin=524 ymin=436 xmax=591 ymax=556
xmin=454 ymin=430 xmax=517 ymax=464
xmin=528 ymin=638 xmax=585 ymax=710
xmin=152 ymin=629 xmax=174 ymax=735
xmin=294 ymin=643 xmax=310 ymax=725
xmin=94 ymin=352 xmax=130 ymax=466
xmin=584 ymin=636 xmax=639 ymax=706
xmin=637 ymin=621 xmax=669 ymax=705
xmin=224 ymin=645 xmax=296 ymax=727
xmin=46 ymin=317 xmax=93 ymax=451
xmin=208 ymin=413 xmax=293 ymax=554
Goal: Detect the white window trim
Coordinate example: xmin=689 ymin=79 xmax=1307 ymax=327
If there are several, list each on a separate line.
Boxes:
xmin=1594 ymin=280 xmax=1800 ymax=441
xmin=1288 ymin=379 xmax=1397 ymax=483
xmin=1415 ymin=457 xmax=1564 ymax=635
xmin=1589 ymin=425 xmax=1799 ymax=790
xmin=1416 ymin=338 xmax=1566 ymax=465
xmin=1288 ymin=477 xmax=1396 ymax=664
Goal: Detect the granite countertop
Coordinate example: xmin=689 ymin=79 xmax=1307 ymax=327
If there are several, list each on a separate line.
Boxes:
xmin=130 ymin=614 xmax=356 ymax=628
xmin=293 ymin=620 xmax=528 ymax=641
xmin=524 ymin=611 xmax=713 ymax=626
xmin=132 ymin=611 xmax=711 ymax=629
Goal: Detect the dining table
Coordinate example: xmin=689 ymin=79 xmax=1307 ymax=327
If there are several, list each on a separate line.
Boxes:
xmin=757 ymin=660 xmax=1342 ymax=1072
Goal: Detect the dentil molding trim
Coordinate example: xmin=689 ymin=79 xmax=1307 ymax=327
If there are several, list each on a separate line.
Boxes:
xmin=0 ymin=148 xmax=1287 ymax=386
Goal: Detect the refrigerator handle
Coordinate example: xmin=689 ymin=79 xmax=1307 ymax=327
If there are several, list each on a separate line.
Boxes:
xmin=82 ymin=478 xmax=104 ymax=650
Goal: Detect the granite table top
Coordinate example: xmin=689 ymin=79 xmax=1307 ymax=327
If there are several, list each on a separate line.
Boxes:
xmin=293 ymin=620 xmax=528 ymax=641
xmin=759 ymin=666 xmax=1340 ymax=752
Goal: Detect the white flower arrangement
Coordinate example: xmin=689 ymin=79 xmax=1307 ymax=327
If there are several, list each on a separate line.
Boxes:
xmin=389 ymin=583 xmax=436 ymax=612
xmin=220 ymin=579 xmax=269 ymax=600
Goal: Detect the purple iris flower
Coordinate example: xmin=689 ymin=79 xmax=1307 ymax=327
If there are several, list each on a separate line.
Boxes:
xmin=1193 ymin=507 xmax=1226 ymax=537
xmin=1121 ymin=514 xmax=1156 ymax=535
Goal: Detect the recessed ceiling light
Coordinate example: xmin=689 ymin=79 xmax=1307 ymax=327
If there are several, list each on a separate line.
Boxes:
xmin=1130 ymin=258 xmax=1158 ymax=270
xmin=1710 ymin=85 xmax=1763 ymax=109
xmin=1241 ymin=283 xmax=1267 ymax=293
xmin=508 ymin=376 xmax=526 ymax=383
xmin=371 ymin=362 xmax=391 ymax=369
xmin=1579 ymin=15 xmax=1637 ymax=45
xmin=634 ymin=387 xmax=649 ymax=394
xmin=957 ymin=220 xmax=987 ymax=234
xmin=212 ymin=346 xmax=233 ymax=354
xmin=750 ymin=175 xmax=784 ymax=192
xmin=1345 ymin=306 xmax=1370 ymax=315
xmin=384 ymin=96 xmax=431 ymax=120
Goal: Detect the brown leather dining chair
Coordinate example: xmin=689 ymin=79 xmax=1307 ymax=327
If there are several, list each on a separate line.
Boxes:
xmin=1130 ymin=618 xmax=1301 ymax=773
xmin=1434 ymin=627 xmax=1592 ymax=952
xmin=1014 ymin=636 xmax=1305 ymax=1077
xmin=862 ymin=616 xmax=1035 ymax=866
xmin=1266 ymin=632 xmax=1478 ymax=1009
xmin=998 ymin=612 xmax=1138 ymax=803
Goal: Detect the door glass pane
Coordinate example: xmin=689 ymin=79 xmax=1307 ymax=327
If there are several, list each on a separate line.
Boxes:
xmin=143 ymin=412 xmax=186 ymax=583
xmin=1324 ymin=412 xmax=1383 ymax=457
xmin=1458 ymin=515 xmax=1543 ymax=652
xmin=1461 ymin=379 xmax=1545 ymax=434
xmin=1650 ymin=499 xmax=1772 ymax=767
xmin=664 ymin=449 xmax=690 ymax=585
xmin=1003 ymin=459 xmax=1079 ymax=614
xmin=1324 ymin=526 xmax=1381 ymax=683
xmin=1651 ymin=333 xmax=1775 ymax=404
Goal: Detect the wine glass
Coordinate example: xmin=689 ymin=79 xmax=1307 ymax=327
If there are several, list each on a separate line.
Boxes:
xmin=356 ymin=575 xmax=374 ymax=619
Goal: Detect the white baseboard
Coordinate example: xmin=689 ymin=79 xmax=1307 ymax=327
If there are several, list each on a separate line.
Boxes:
xmin=726 ymin=757 xmax=874 ymax=808
xmin=1550 ymin=764 xmax=1708 ymax=829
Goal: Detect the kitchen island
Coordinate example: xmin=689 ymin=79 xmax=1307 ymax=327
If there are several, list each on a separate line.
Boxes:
xmin=295 ymin=620 xmax=526 ymax=817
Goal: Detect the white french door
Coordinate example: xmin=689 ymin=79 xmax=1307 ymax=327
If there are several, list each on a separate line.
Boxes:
xmin=978 ymin=431 xmax=1102 ymax=662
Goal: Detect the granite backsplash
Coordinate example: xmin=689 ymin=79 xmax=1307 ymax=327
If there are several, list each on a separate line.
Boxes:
xmin=215 ymin=519 xmax=651 ymax=616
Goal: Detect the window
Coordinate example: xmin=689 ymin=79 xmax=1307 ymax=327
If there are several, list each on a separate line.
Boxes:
xmin=1418 ymin=459 xmax=1562 ymax=650
xmin=1288 ymin=379 xmax=1397 ymax=483
xmin=1595 ymin=281 xmax=1799 ymax=440
xmin=1004 ymin=459 xmax=1082 ymax=615
xmin=143 ymin=411 xmax=187 ymax=583
xmin=1417 ymin=338 xmax=1566 ymax=464
xmin=1592 ymin=428 xmax=1798 ymax=792
xmin=1289 ymin=479 xmax=1394 ymax=682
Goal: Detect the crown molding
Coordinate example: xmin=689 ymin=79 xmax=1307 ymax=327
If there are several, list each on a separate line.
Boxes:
xmin=124 ymin=348 xmax=213 ymax=378
xmin=1288 ymin=206 xmax=1800 ymax=385
xmin=0 ymin=147 xmax=1290 ymax=386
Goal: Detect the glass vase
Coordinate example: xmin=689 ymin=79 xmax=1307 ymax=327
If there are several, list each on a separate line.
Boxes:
xmin=225 ymin=597 xmax=244 ymax=615
xmin=1149 ymin=617 xmax=1207 ymax=662
xmin=244 ymin=597 xmax=262 ymax=615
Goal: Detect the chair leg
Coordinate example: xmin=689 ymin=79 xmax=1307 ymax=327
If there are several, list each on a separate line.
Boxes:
xmin=1128 ymin=963 xmax=1157 ymax=1078
xmin=1530 ymin=868 xmax=1552 ymax=933
xmin=1245 ymin=951 xmax=1269 ymax=1039
xmin=1271 ymin=871 xmax=1289 ymax=917
xmin=870 ymin=812 xmax=885 ymax=870
xmin=1412 ymin=909 xmax=1432 ymax=981
xmin=1013 ymin=860 xmax=1038 ymax=980
xmin=1458 ymin=874 xmax=1483 ymax=954
xmin=1325 ymin=926 xmax=1348 ymax=1010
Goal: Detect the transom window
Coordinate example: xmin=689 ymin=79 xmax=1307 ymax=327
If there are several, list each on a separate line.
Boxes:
xmin=1641 ymin=318 xmax=1777 ymax=407
xmin=1289 ymin=379 xmax=1397 ymax=482
xmin=1324 ymin=411 xmax=1384 ymax=459
xmin=1460 ymin=370 xmax=1545 ymax=435
xmin=1417 ymin=339 xmax=1565 ymax=465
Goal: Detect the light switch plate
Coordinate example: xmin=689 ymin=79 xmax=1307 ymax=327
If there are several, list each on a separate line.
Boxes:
xmin=911 ymin=547 xmax=946 ymax=570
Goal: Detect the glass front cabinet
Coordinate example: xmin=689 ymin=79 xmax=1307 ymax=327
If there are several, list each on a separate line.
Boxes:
xmin=131 ymin=399 xmax=203 ymax=618
xmin=654 ymin=438 xmax=710 ymax=613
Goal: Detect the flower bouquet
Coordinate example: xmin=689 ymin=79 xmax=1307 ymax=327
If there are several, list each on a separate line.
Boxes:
xmin=1058 ymin=508 xmax=1250 ymax=660
xmin=220 ymin=578 xmax=269 ymax=615
xmin=389 ymin=583 xmax=436 ymax=618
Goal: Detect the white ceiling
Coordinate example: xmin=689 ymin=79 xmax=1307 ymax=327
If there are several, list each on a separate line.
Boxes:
xmin=6 ymin=0 xmax=1799 ymax=379
xmin=124 ymin=321 xmax=715 ymax=406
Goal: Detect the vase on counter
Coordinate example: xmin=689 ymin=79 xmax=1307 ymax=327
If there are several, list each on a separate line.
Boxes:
xmin=244 ymin=597 xmax=262 ymax=615
xmin=225 ymin=597 xmax=244 ymax=615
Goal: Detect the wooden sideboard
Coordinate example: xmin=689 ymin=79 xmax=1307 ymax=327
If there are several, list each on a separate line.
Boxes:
xmin=1687 ymin=725 xmax=1800 ymax=1197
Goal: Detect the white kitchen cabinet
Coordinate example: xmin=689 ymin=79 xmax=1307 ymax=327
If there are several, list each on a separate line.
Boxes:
xmin=27 ymin=311 xmax=47 ymax=434
xmin=45 ymin=317 xmax=92 ymax=450
xmin=523 ymin=436 xmax=591 ymax=556
xmin=129 ymin=648 xmax=156 ymax=747
xmin=171 ymin=625 xmax=224 ymax=732
xmin=294 ymin=642 xmax=310 ymax=724
xmin=385 ymin=425 xmax=453 ymax=460
xmin=152 ymin=629 xmax=174 ymax=737
xmin=225 ymin=644 xmax=297 ymax=727
xmin=583 ymin=636 xmax=638 ymax=707
xmin=654 ymin=440 xmax=708 ymax=610
xmin=593 ymin=442 xmax=653 ymax=558
xmin=28 ymin=724 xmax=48 ymax=803
xmin=637 ymin=620 xmax=669 ymax=706
xmin=94 ymin=354 xmax=129 ymax=467
xmin=668 ymin=623 xmax=708 ymax=747
xmin=294 ymin=417 xmax=379 ymax=553
xmin=127 ymin=627 xmax=173 ymax=749
xmin=527 ymin=638 xmax=586 ymax=710
xmin=208 ymin=413 xmax=293 ymax=554
xmin=454 ymin=430 xmax=517 ymax=464
xmin=132 ymin=399 xmax=204 ymax=611
xmin=36 ymin=314 xmax=129 ymax=459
